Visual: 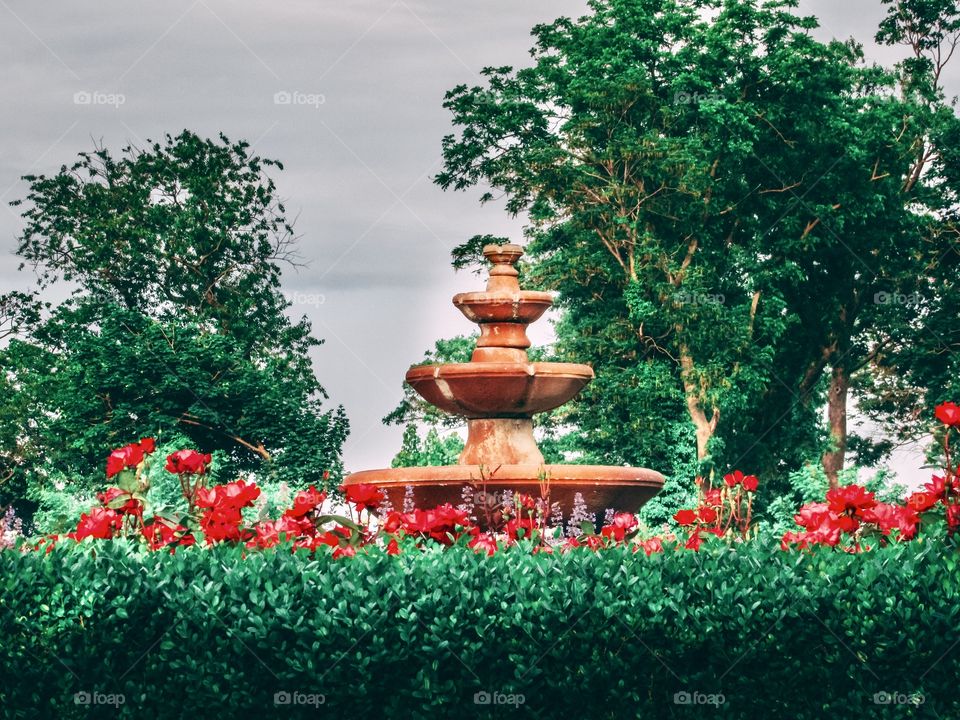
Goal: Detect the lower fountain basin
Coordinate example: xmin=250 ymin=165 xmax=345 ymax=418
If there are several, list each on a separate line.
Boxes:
xmin=405 ymin=362 xmax=594 ymax=418
xmin=344 ymin=464 xmax=664 ymax=521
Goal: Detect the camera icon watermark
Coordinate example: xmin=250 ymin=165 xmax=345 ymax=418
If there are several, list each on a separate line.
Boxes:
xmin=273 ymin=90 xmax=326 ymax=109
xmin=473 ymin=689 xmax=526 ymax=707
xmin=73 ymin=91 xmax=126 ymax=108
xmin=673 ymin=91 xmax=721 ymax=105
xmin=873 ymin=691 xmax=924 ymax=706
xmin=673 ymin=690 xmax=725 ymax=707
xmin=873 ymin=291 xmax=920 ymax=307
xmin=73 ymin=690 xmax=125 ymax=707
xmin=273 ymin=690 xmax=325 ymax=707
xmin=673 ymin=290 xmax=725 ymax=306
xmin=283 ymin=290 xmax=326 ymax=307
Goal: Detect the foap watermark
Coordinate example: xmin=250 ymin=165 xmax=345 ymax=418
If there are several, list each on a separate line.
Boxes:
xmin=273 ymin=690 xmax=325 ymax=707
xmin=673 ymin=690 xmax=725 ymax=707
xmin=73 ymin=690 xmax=125 ymax=707
xmin=284 ymin=290 xmax=326 ymax=307
xmin=73 ymin=90 xmax=126 ymax=108
xmin=673 ymin=290 xmax=725 ymax=306
xmin=874 ymin=691 xmax=924 ymax=706
xmin=673 ymin=91 xmax=721 ymax=105
xmin=873 ymin=291 xmax=921 ymax=308
xmin=473 ymin=690 xmax=525 ymax=707
xmin=273 ymin=90 xmax=326 ymax=109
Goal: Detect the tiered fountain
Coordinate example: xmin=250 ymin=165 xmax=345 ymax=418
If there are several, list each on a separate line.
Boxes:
xmin=344 ymin=244 xmax=663 ymax=521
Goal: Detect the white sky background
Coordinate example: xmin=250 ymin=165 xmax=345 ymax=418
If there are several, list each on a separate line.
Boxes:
xmin=0 ymin=1 xmax=955 ymax=484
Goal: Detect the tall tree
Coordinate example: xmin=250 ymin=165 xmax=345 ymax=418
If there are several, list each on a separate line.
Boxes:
xmin=1 ymin=131 xmax=348 ymax=516
xmin=435 ymin=0 xmax=958 ymax=488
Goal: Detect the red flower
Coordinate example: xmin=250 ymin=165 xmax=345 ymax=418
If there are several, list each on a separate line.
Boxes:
xmin=935 ymin=401 xmax=960 ymax=427
xmin=947 ymin=504 xmax=960 ymax=529
xmin=506 ymin=516 xmax=539 ymax=542
xmin=723 ymin=470 xmax=744 ymax=487
xmin=105 ymin=438 xmax=155 ymax=478
xmin=639 ymin=536 xmax=663 ymax=556
xmin=722 ymin=470 xmax=758 ymax=492
xmin=684 ymin=530 xmax=702 ymax=551
xmin=285 ymin=485 xmax=326 ymax=518
xmin=74 ymin=507 xmax=122 ymax=540
xmin=703 ymin=488 xmax=722 ymax=506
xmin=924 ymin=475 xmax=948 ymax=501
xmin=600 ymin=512 xmax=638 ymax=542
xmin=862 ymin=503 xmax=918 ymax=540
xmin=142 ymin=518 xmax=194 ymax=550
xmin=794 ymin=502 xmax=831 ymax=530
xmin=673 ymin=509 xmax=698 ymax=526
xmin=386 ymin=537 xmax=401 ymax=556
xmin=825 ymin=484 xmax=876 ymax=517
xmin=341 ymin=483 xmax=385 ymax=514
xmin=468 ymin=532 xmax=498 ymax=556
xmin=165 ymin=449 xmax=212 ymax=475
xmin=696 ymin=506 xmax=718 ymax=524
xmin=906 ymin=491 xmax=938 ymax=513
xmin=97 ymin=487 xmax=142 ymax=516
xmin=332 ymin=544 xmax=357 ymax=560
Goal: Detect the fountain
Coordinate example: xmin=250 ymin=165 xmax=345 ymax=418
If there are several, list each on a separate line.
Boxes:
xmin=344 ymin=244 xmax=663 ymax=523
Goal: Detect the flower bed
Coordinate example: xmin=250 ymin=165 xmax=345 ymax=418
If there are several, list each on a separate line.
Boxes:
xmin=2 ymin=403 xmax=960 ymax=716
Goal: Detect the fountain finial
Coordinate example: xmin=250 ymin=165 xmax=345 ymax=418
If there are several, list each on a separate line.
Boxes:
xmin=483 ymin=243 xmax=524 ymax=293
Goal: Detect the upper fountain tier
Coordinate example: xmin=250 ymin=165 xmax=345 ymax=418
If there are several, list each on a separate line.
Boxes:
xmin=405 ymin=244 xmax=594 ymax=421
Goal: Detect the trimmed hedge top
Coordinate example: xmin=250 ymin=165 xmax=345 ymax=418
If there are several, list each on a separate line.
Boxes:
xmin=1 ymin=541 xmax=956 ymax=718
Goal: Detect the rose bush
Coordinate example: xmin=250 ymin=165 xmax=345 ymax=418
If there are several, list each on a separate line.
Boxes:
xmin=17 ymin=401 xmax=960 ymax=560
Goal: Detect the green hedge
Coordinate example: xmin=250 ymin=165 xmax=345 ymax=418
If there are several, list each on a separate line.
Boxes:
xmin=1 ymin=542 xmax=957 ymax=718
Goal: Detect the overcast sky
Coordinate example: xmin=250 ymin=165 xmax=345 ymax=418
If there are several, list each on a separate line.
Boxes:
xmin=1 ymin=0 xmax=956 ymax=483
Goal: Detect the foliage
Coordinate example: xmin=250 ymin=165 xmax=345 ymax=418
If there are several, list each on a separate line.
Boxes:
xmin=1 ymin=540 xmax=957 ymax=717
xmin=390 ymin=425 xmax=464 ymax=468
xmin=434 ymin=0 xmax=960 ymax=493
xmin=0 ymin=131 xmax=349 ymax=516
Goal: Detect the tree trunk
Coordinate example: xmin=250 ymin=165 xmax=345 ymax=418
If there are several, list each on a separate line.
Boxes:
xmin=678 ymin=344 xmax=719 ymax=460
xmin=822 ymin=364 xmax=849 ymax=487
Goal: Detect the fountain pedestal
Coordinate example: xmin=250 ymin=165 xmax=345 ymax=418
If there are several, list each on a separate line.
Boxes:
xmin=344 ymin=243 xmax=663 ymax=521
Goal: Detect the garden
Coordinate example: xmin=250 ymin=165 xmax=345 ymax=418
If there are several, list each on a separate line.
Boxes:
xmin=2 ymin=0 xmax=960 ymax=717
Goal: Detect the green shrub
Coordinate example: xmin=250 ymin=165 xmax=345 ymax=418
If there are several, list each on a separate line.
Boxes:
xmin=0 ymin=541 xmax=955 ymax=718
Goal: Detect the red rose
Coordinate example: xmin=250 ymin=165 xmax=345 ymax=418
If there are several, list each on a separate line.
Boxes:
xmin=165 ymin=449 xmax=212 ymax=475
xmin=97 ymin=487 xmax=142 ymax=516
xmin=703 ymin=488 xmax=722 ymax=506
xmin=285 ymin=485 xmax=327 ymax=518
xmin=600 ymin=512 xmax=638 ymax=542
xmin=506 ymin=516 xmax=539 ymax=542
xmin=468 ymin=532 xmax=498 ymax=556
xmin=906 ymin=491 xmax=939 ymax=513
xmin=386 ymin=537 xmax=401 ymax=556
xmin=341 ymin=483 xmax=385 ymax=514
xmin=673 ymin=509 xmax=698 ymax=526
xmin=723 ymin=470 xmax=745 ymax=487
xmin=924 ymin=475 xmax=948 ymax=501
xmin=826 ymin=484 xmax=876 ymax=517
xmin=741 ymin=475 xmax=759 ymax=492
xmin=74 ymin=507 xmax=121 ymax=540
xmin=794 ymin=502 xmax=831 ymax=530
xmin=947 ymin=504 xmax=960 ymax=529
xmin=935 ymin=401 xmax=960 ymax=427
xmin=640 ymin=537 xmax=664 ymax=556
xmin=696 ymin=506 xmax=718 ymax=524
xmin=105 ymin=438 xmax=154 ymax=478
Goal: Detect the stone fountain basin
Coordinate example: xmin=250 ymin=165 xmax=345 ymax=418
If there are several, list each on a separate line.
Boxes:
xmin=405 ymin=362 xmax=594 ymax=418
xmin=344 ymin=464 xmax=665 ymax=519
xmin=452 ymin=290 xmax=553 ymax=324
